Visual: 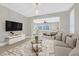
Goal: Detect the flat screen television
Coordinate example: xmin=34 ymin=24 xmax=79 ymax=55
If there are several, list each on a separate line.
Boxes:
xmin=6 ymin=20 xmax=23 ymax=31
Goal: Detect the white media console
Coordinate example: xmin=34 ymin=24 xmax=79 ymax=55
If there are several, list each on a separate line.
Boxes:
xmin=7 ymin=34 xmax=26 ymax=45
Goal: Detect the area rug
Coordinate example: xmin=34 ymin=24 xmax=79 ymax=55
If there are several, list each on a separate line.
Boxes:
xmin=0 ymin=36 xmax=55 ymax=56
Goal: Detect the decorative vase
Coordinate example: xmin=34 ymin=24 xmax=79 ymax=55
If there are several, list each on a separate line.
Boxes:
xmin=35 ymin=36 xmax=38 ymax=43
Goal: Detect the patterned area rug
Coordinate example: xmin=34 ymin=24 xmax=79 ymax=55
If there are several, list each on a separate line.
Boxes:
xmin=0 ymin=36 xmax=55 ymax=56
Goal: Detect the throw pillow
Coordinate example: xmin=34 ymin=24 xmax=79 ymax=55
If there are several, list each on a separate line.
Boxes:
xmin=55 ymin=33 xmax=62 ymax=41
xmin=62 ymin=34 xmax=66 ymax=43
xmin=66 ymin=36 xmax=77 ymax=49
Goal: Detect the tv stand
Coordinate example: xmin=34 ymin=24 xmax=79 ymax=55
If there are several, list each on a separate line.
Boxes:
xmin=8 ymin=34 xmax=26 ymax=45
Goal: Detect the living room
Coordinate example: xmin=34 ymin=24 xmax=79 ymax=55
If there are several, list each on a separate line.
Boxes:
xmin=0 ymin=2 xmax=79 ymax=56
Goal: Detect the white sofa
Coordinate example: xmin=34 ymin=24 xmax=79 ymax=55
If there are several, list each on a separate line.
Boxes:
xmin=54 ymin=33 xmax=78 ymax=56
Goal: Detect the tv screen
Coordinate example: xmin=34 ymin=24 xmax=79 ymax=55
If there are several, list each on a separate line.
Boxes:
xmin=6 ymin=20 xmax=23 ymax=31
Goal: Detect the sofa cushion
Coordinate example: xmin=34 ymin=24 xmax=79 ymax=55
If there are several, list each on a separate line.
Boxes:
xmin=66 ymin=36 xmax=77 ymax=49
xmin=55 ymin=46 xmax=72 ymax=56
xmin=55 ymin=32 xmax=62 ymax=41
xmin=62 ymin=33 xmax=73 ymax=43
xmin=62 ymin=33 xmax=66 ymax=43
xmin=69 ymin=47 xmax=79 ymax=56
xmin=54 ymin=40 xmax=67 ymax=47
xmin=76 ymin=39 xmax=79 ymax=48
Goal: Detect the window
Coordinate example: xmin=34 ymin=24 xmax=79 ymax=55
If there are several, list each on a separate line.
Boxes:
xmin=33 ymin=17 xmax=60 ymax=31
xmin=70 ymin=9 xmax=75 ymax=33
xmin=37 ymin=23 xmax=49 ymax=30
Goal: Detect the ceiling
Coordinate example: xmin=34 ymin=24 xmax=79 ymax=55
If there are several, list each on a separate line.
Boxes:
xmin=0 ymin=3 xmax=74 ymax=17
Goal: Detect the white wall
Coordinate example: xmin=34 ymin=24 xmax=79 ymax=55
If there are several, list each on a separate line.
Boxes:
xmin=26 ymin=18 xmax=32 ymax=36
xmin=75 ymin=4 xmax=79 ymax=35
xmin=60 ymin=12 xmax=70 ymax=33
xmin=0 ymin=5 xmax=30 ymax=43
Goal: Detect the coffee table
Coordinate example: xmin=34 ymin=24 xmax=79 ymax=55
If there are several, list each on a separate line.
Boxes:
xmin=31 ymin=36 xmax=55 ymax=56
